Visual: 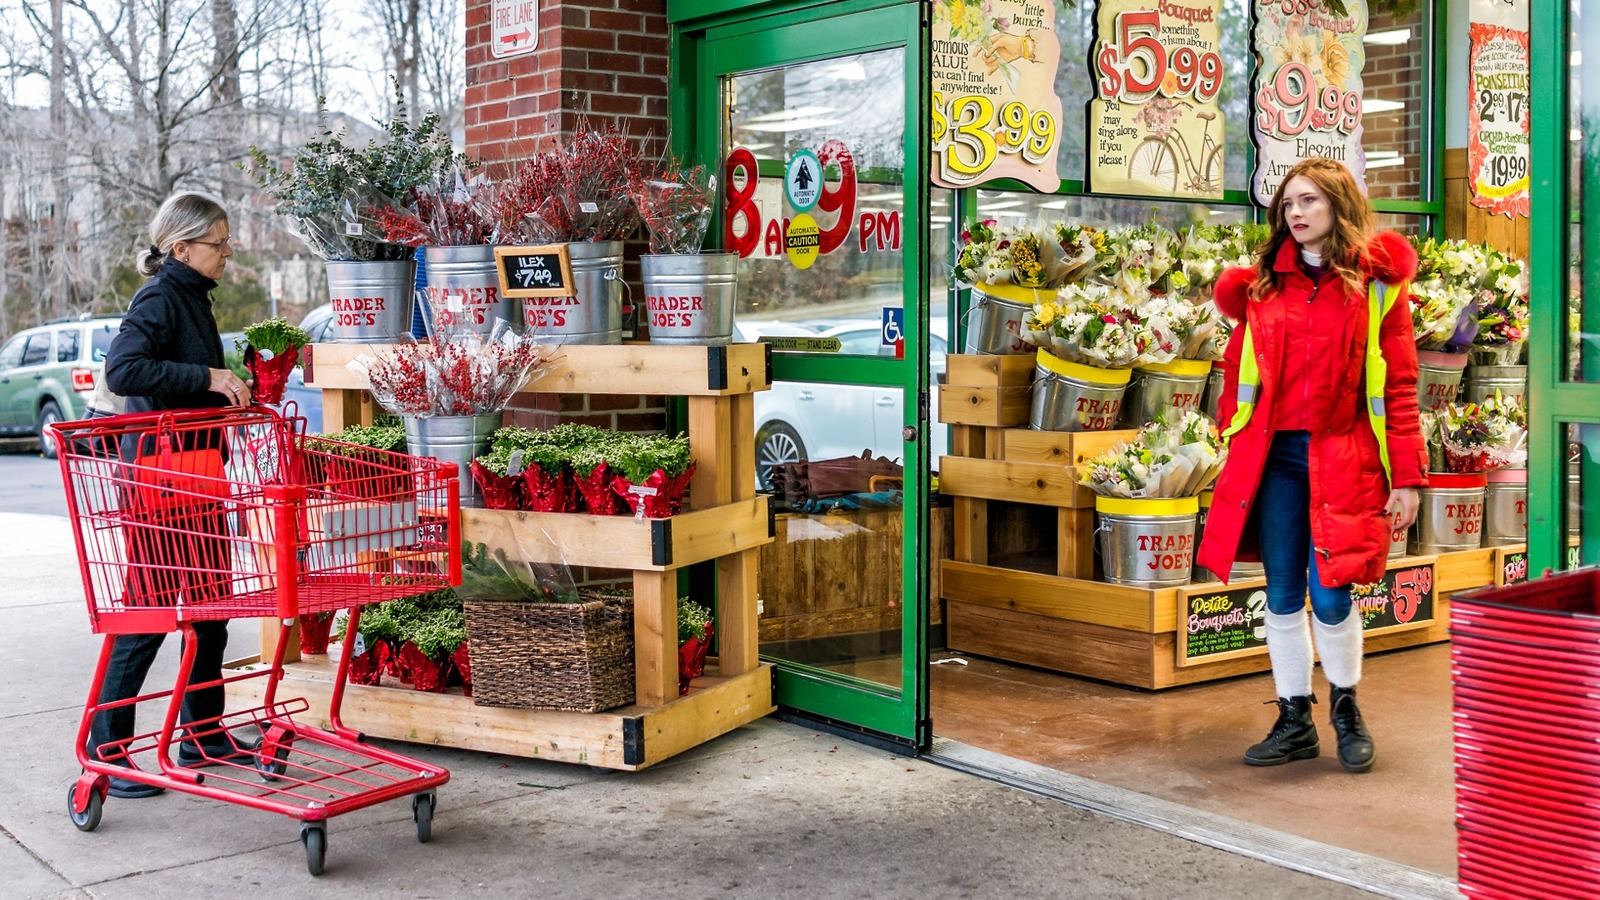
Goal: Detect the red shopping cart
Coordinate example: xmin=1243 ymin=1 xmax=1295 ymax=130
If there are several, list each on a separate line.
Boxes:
xmin=50 ymin=406 xmax=461 ymax=875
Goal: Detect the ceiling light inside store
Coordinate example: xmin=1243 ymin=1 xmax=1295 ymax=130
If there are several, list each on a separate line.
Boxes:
xmin=981 ymin=200 xmax=1028 ymax=211
xmin=1037 ymin=200 xmax=1069 ymax=210
xmin=738 ymin=106 xmax=841 ymax=132
xmin=1366 ymin=151 xmax=1405 ymax=169
xmin=1364 ymin=98 xmax=1405 ymax=114
xmin=1364 ymin=28 xmax=1411 ymax=46
xmin=857 ymin=191 xmax=904 ymax=203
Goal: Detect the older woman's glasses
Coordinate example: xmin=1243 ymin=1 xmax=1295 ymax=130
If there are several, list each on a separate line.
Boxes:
xmin=189 ymin=236 xmax=237 ymax=250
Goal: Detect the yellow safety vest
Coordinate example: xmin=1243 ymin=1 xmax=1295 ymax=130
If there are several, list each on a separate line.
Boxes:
xmin=1219 ymin=280 xmax=1403 ymax=481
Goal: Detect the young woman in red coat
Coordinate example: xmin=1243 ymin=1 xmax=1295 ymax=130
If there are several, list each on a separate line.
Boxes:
xmin=1195 ymin=158 xmax=1428 ymax=774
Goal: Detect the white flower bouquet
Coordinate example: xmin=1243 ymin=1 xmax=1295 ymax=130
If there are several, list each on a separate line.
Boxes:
xmin=1079 ymin=410 xmax=1226 ymax=499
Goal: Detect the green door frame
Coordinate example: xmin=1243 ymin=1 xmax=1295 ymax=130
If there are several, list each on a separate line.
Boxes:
xmin=1528 ymin=1 xmax=1594 ymax=572
xmin=670 ymin=0 xmax=933 ymax=748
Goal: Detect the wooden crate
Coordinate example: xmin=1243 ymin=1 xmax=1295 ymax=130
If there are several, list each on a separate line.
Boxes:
xmin=946 ymin=353 xmax=1036 ymax=387
xmin=461 ymin=499 xmax=771 ymax=571
xmin=938 ymin=385 xmax=1032 ymax=427
xmin=1000 ymin=428 xmax=1140 ymax=465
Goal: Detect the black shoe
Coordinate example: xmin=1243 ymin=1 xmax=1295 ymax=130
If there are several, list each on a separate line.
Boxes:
xmin=107 ymin=775 xmax=165 ymax=799
xmin=1329 ymin=685 xmax=1375 ymax=773
xmin=1244 ymin=695 xmax=1320 ymax=766
xmin=176 ymin=735 xmax=262 ymax=768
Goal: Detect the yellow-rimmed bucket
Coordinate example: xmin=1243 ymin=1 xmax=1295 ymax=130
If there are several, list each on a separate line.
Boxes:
xmin=1122 ymin=358 xmax=1213 ymax=427
xmin=1095 ymin=495 xmax=1199 ymax=588
xmin=964 ymin=282 xmax=1049 ymax=355
xmin=1029 ymin=349 xmax=1131 ymax=432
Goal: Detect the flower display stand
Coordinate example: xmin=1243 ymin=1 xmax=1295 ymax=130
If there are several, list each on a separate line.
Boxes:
xmin=225 ymin=342 xmax=776 ymax=770
xmin=935 ymin=353 xmax=1500 ymax=689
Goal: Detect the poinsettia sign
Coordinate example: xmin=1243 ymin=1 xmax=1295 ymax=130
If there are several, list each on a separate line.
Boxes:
xmin=1468 ymin=0 xmax=1530 ymax=218
xmin=1250 ymin=0 xmax=1368 ymax=206
xmin=1086 ymin=0 xmax=1227 ymax=199
xmin=931 ymin=0 xmax=1064 ymax=192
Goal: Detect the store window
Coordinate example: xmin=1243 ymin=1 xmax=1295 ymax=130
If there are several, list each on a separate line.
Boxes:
xmin=1360 ymin=4 xmax=1433 ymax=202
xmin=972 ymin=189 xmax=1252 ymax=231
xmin=1569 ymin=0 xmax=1597 ymax=383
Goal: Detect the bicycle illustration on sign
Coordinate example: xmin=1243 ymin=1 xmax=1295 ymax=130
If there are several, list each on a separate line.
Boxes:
xmin=1127 ymin=97 xmax=1221 ymax=195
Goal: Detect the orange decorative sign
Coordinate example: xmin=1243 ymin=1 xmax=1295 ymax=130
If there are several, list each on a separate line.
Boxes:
xmin=1467 ymin=3 xmax=1530 ymax=218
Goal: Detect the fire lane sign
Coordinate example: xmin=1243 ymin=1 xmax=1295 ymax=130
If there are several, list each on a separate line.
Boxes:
xmin=492 ymin=0 xmax=539 ymax=59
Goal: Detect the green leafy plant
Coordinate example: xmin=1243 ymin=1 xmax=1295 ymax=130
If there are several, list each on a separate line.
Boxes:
xmin=240 ymin=317 xmax=313 ymax=358
xmin=611 ymin=433 xmax=693 ymax=484
xmin=678 ymin=597 xmax=712 ymax=645
xmin=458 ymin=541 xmax=580 ymax=604
xmin=310 ymin=420 xmax=407 ymax=455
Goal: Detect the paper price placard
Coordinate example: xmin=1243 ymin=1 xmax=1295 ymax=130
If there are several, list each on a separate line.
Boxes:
xmin=1468 ymin=0 xmax=1530 ymax=218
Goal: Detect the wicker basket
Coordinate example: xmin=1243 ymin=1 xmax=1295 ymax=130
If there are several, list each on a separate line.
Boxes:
xmin=462 ymin=592 xmax=635 ymax=712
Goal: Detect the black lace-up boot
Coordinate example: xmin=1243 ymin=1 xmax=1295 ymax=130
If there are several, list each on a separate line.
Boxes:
xmin=1329 ymin=685 xmax=1375 ymax=773
xmin=1243 ymin=695 xmax=1320 ymax=766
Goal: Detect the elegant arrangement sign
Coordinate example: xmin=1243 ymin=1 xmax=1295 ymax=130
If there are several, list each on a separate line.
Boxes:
xmin=1250 ymin=0 xmax=1368 ymax=206
xmin=931 ymin=0 xmax=1064 ymax=192
xmin=1468 ymin=0 xmax=1530 ymax=218
xmin=1086 ymin=0 xmax=1227 ymax=199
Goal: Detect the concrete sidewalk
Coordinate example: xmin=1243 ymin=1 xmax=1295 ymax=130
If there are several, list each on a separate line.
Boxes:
xmin=0 ymin=512 xmax=1367 ymax=899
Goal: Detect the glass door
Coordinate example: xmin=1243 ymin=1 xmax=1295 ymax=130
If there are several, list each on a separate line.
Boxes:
xmin=1530 ymin=1 xmax=1599 ymax=569
xmin=683 ymin=2 xmax=930 ymax=747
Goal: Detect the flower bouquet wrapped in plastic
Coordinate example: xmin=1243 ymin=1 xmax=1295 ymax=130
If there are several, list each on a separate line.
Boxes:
xmin=1093 ymin=222 xmax=1184 ymax=295
xmin=1079 ymin=409 xmax=1225 ymax=499
xmin=412 ymin=170 xmax=496 ymax=246
xmin=1470 ymin=245 xmax=1529 ymax=364
xmin=353 ymin=321 xmax=556 ymax=419
xmin=1423 ymin=396 xmax=1528 ymax=474
xmin=954 ymin=220 xmax=1071 ymax=289
xmin=630 ymin=159 xmax=717 ymax=254
xmin=1050 ymin=223 xmax=1104 ymax=285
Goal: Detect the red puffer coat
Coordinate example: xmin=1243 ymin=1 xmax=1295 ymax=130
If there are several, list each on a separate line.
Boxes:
xmin=1195 ymin=230 xmax=1428 ymax=587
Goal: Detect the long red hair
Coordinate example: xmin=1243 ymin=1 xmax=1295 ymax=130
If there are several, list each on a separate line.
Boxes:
xmin=1252 ymin=157 xmax=1375 ymax=301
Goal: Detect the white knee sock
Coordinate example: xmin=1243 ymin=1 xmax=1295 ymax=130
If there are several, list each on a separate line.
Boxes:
xmin=1312 ymin=612 xmax=1364 ymax=689
xmin=1266 ymin=609 xmax=1314 ymax=698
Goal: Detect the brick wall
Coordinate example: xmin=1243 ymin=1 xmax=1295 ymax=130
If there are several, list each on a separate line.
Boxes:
xmin=464 ymin=0 xmax=673 ymax=441
xmin=1360 ymin=8 xmax=1428 ymax=201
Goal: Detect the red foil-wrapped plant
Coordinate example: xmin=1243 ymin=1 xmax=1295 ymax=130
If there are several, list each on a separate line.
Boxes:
xmin=609 ymin=432 xmax=696 ymax=518
xmin=451 ymin=643 xmax=472 ymax=697
xmin=347 ymin=639 xmax=391 ymax=686
xmin=396 ymin=641 xmax=451 ymax=692
xmin=238 ymin=318 xmax=312 ymax=406
xmin=470 ymin=458 xmax=524 ymax=510
xmin=298 ymin=613 xmax=335 ymax=655
xmin=613 ymin=463 xmax=697 ymax=518
xmin=677 ymin=598 xmax=714 ymax=695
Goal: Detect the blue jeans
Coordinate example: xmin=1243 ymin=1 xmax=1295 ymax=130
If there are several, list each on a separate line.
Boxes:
xmin=1257 ymin=431 xmax=1353 ymax=625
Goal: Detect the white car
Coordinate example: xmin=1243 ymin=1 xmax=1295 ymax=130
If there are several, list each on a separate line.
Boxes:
xmin=754 ymin=319 xmax=948 ymax=487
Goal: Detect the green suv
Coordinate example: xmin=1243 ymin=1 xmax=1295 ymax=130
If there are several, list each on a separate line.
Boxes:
xmin=0 ymin=316 xmax=123 ymax=458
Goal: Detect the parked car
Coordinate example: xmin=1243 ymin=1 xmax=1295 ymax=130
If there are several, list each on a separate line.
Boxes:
xmin=0 ymin=316 xmax=123 ymax=457
xmin=278 ymin=304 xmax=336 ymax=432
xmin=753 ymin=318 xmax=949 ymax=488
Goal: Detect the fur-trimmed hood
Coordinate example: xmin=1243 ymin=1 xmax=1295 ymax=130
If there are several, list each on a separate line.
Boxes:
xmin=1212 ymin=230 xmax=1419 ymax=323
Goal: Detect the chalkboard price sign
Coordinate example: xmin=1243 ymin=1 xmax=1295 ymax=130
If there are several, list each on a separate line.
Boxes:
xmin=494 ymin=244 xmax=576 ymax=298
xmin=1501 ymin=549 xmax=1529 ymax=586
xmin=1181 ymin=583 xmax=1268 ymax=665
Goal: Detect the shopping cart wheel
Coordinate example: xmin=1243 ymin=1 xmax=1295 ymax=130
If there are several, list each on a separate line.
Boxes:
xmin=255 ymin=742 xmax=291 ymax=782
xmin=300 ymin=823 xmax=327 ymax=876
xmin=67 ymin=784 xmax=102 ymax=832
xmin=412 ymin=791 xmax=435 ymax=843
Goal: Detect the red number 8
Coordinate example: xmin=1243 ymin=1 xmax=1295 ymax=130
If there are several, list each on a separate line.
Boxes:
xmin=724 ymin=147 xmax=760 ymax=259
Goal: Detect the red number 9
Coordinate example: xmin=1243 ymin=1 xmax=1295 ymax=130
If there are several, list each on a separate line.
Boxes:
xmin=815 ymin=140 xmax=857 ymax=255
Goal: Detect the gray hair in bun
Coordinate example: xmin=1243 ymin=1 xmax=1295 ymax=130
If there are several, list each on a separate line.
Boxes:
xmin=137 ymin=191 xmax=229 ymax=277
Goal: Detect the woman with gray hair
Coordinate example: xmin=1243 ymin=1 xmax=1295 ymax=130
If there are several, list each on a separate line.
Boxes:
xmin=89 ymin=191 xmax=257 ymax=799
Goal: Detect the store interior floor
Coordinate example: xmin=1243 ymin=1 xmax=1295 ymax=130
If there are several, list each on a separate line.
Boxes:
xmin=930 ymin=641 xmax=1457 ymax=878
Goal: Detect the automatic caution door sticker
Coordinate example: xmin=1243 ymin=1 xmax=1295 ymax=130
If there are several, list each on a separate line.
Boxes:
xmin=784 ymin=214 xmax=821 ymax=269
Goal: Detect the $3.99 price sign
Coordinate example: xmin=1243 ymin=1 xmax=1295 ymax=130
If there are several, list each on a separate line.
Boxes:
xmin=931 ymin=93 xmax=1057 ymax=184
xmin=1094 ymin=10 xmax=1223 ymax=104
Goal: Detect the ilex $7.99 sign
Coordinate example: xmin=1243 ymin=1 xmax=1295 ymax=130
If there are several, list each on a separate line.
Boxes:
xmin=931 ymin=0 xmax=1064 ymax=193
xmin=1087 ymin=0 xmax=1227 ymax=199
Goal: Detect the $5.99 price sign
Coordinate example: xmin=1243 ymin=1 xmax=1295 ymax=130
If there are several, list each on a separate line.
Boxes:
xmin=1094 ymin=9 xmax=1224 ymax=104
xmin=931 ymin=94 xmax=1058 ymax=182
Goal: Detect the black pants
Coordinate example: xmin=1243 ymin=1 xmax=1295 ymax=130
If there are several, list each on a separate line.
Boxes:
xmin=90 ymin=622 xmax=231 ymax=757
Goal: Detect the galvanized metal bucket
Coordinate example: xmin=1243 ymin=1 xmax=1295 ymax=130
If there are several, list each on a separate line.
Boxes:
xmin=523 ymin=240 xmax=624 ymax=345
xmin=1483 ymin=468 xmax=1528 ymax=547
xmin=1462 ymin=364 xmax=1528 ymax=407
xmin=1095 ymin=496 xmax=1198 ymax=588
xmin=1231 ymin=561 xmax=1265 ymax=580
xmin=1201 ymin=367 xmax=1225 ymax=421
xmin=1416 ymin=350 xmax=1470 ymax=413
xmin=963 ymin=283 xmax=1044 ymax=355
xmin=640 ymin=252 xmax=737 ymax=345
xmin=1410 ymin=472 xmax=1487 ymax=555
xmin=1122 ymin=358 xmax=1212 ymax=427
xmin=423 ymin=245 xmax=519 ymax=336
xmin=1191 ymin=491 xmax=1219 ymax=582
xmin=324 ymin=259 xmax=417 ymax=343
xmin=402 ymin=414 xmax=502 ymax=505
xmin=1029 ymin=349 xmax=1131 ymax=432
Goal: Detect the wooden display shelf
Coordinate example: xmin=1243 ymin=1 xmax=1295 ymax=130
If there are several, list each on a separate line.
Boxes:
xmin=277 ymin=341 xmax=773 ymax=769
xmin=938 ymin=456 xmax=1095 ymax=508
xmin=224 ymin=655 xmax=774 ymax=771
xmin=460 ymin=497 xmax=771 ymax=571
xmin=944 ymin=548 xmax=1489 ymax=689
xmin=937 ymin=385 xmax=1032 ymax=427
xmin=303 ymin=341 xmax=771 ymax=397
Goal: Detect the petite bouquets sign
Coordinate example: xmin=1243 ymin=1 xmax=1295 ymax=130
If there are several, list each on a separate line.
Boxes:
xmin=931 ymin=0 xmax=1064 ymax=192
xmin=1250 ymin=0 xmax=1368 ymax=206
xmin=1086 ymin=0 xmax=1227 ymax=199
xmin=1467 ymin=2 xmax=1530 ymax=218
